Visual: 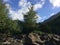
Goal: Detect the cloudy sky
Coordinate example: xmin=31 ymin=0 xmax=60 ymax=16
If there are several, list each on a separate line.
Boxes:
xmin=3 ymin=0 xmax=60 ymax=22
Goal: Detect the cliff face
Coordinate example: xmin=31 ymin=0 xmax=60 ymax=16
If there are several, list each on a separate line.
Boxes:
xmin=0 ymin=33 xmax=60 ymax=45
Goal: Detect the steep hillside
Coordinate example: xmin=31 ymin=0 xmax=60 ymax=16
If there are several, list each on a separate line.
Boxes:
xmin=43 ymin=12 xmax=60 ymax=23
xmin=41 ymin=12 xmax=60 ymax=34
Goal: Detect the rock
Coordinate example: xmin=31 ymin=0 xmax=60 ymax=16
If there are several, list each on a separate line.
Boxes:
xmin=0 ymin=33 xmax=60 ymax=45
xmin=28 ymin=33 xmax=46 ymax=45
xmin=28 ymin=33 xmax=60 ymax=45
xmin=2 ymin=41 xmax=11 ymax=45
xmin=21 ymin=34 xmax=35 ymax=45
xmin=52 ymin=34 xmax=60 ymax=45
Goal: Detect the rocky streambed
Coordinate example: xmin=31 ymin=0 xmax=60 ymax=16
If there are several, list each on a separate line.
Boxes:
xmin=0 ymin=33 xmax=60 ymax=45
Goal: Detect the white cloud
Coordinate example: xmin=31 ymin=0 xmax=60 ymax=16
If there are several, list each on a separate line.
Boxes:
xmin=6 ymin=0 xmax=32 ymax=21
xmin=8 ymin=0 xmax=32 ymax=21
xmin=41 ymin=16 xmax=47 ymax=22
xmin=50 ymin=13 xmax=55 ymax=16
xmin=33 ymin=0 xmax=45 ymax=10
xmin=9 ymin=7 xmax=29 ymax=21
xmin=37 ymin=16 xmax=47 ymax=22
xmin=19 ymin=0 xmax=45 ymax=11
xmin=19 ymin=0 xmax=32 ymax=8
xmin=19 ymin=0 xmax=27 ymax=7
xmin=5 ymin=0 xmax=45 ymax=22
xmin=9 ymin=9 xmax=24 ymax=21
xmin=35 ymin=14 xmax=47 ymax=22
xmin=3 ymin=0 xmax=9 ymax=2
xmin=5 ymin=3 xmax=10 ymax=9
xmin=5 ymin=3 xmax=24 ymax=21
xmin=34 ymin=4 xmax=42 ymax=10
xmin=49 ymin=0 xmax=60 ymax=8
xmin=36 ymin=14 xmax=42 ymax=22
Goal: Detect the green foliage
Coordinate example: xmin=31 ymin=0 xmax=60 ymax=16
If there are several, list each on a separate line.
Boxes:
xmin=39 ymin=23 xmax=52 ymax=33
xmin=0 ymin=0 xmax=21 ymax=35
xmin=0 ymin=0 xmax=9 ymax=32
xmin=6 ymin=20 xmax=21 ymax=34
xmin=23 ymin=6 xmax=38 ymax=34
xmin=32 ymin=30 xmax=45 ymax=35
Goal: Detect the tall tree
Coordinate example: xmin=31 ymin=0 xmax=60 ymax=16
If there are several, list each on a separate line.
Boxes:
xmin=0 ymin=0 xmax=21 ymax=34
xmin=0 ymin=0 xmax=9 ymax=32
xmin=23 ymin=6 xmax=37 ymax=34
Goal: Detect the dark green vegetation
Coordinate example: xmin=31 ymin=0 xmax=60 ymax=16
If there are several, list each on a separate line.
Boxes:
xmin=0 ymin=0 xmax=60 ymax=36
xmin=0 ymin=0 xmax=21 ymax=35
xmin=39 ymin=12 xmax=60 ymax=35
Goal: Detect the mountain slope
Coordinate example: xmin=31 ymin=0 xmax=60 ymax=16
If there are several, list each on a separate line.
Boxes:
xmin=43 ymin=12 xmax=60 ymax=23
xmin=40 ymin=12 xmax=60 ymax=34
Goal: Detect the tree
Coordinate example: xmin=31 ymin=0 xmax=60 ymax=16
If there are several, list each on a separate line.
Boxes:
xmin=6 ymin=20 xmax=21 ymax=35
xmin=0 ymin=0 xmax=21 ymax=34
xmin=0 ymin=0 xmax=9 ymax=32
xmin=23 ymin=6 xmax=37 ymax=34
